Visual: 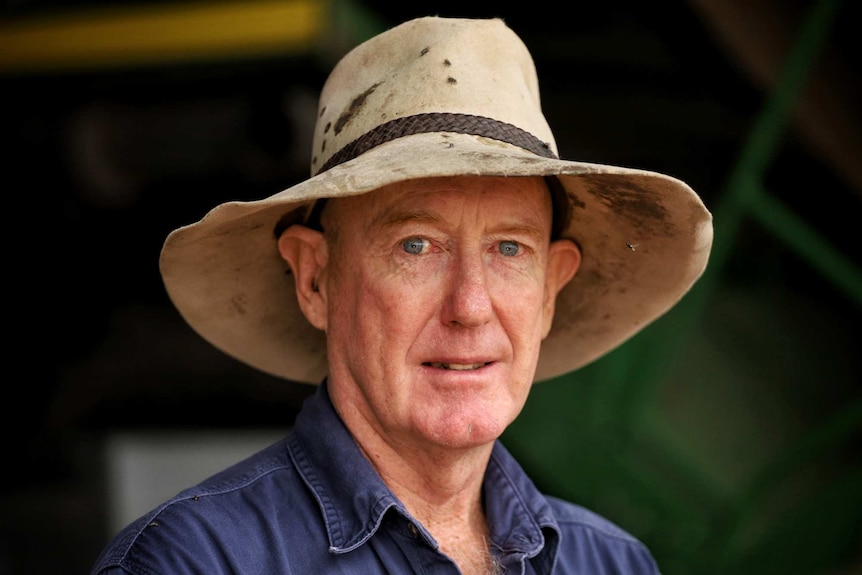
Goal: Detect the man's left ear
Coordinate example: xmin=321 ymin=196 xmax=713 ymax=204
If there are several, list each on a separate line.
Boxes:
xmin=542 ymin=238 xmax=582 ymax=337
xmin=277 ymin=224 xmax=329 ymax=331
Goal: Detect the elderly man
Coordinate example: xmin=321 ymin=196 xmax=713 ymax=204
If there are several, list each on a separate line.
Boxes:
xmin=91 ymin=16 xmax=712 ymax=575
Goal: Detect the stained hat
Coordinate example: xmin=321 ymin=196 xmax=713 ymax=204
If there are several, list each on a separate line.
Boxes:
xmin=159 ymin=16 xmax=713 ymax=384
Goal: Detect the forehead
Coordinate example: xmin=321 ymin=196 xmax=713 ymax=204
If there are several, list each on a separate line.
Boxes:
xmin=324 ymin=175 xmax=552 ymax=230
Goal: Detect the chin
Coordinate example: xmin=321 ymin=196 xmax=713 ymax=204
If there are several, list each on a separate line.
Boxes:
xmin=421 ymin=412 xmax=509 ymax=448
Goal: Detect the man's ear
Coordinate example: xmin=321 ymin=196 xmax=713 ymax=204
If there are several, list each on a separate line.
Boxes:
xmin=541 ymin=238 xmax=582 ymax=338
xmin=277 ymin=224 xmax=329 ymax=331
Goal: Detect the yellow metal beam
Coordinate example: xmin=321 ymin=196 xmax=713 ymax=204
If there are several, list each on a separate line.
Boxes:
xmin=0 ymin=0 xmax=327 ymax=73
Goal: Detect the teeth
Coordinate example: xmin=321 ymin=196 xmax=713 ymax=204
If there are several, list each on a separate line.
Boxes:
xmin=429 ymin=362 xmax=485 ymax=370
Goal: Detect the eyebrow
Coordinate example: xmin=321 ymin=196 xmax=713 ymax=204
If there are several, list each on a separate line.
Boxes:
xmin=375 ymin=208 xmax=441 ymax=229
xmin=374 ymin=205 xmax=549 ymax=244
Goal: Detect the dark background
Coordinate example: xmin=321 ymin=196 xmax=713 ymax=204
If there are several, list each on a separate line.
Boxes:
xmin=2 ymin=0 xmax=860 ymax=574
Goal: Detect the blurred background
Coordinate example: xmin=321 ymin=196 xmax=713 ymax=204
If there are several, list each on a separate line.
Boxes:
xmin=2 ymin=0 xmax=860 ymax=573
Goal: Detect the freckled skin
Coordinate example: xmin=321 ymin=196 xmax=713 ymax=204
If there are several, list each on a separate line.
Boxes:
xmin=278 ymin=175 xmax=580 ymax=468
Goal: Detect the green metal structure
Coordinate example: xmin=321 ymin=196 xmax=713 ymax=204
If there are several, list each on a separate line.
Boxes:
xmin=504 ymin=1 xmax=861 ymax=573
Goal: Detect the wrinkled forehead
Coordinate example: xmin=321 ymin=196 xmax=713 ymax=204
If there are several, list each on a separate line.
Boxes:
xmin=310 ymin=175 xmax=568 ymax=239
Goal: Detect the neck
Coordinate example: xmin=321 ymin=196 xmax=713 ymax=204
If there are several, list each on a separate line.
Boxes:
xmin=383 ymin=460 xmax=498 ymax=575
xmin=359 ymin=422 xmax=494 ymax=525
xmin=331 ymin=387 xmax=499 ymax=574
xmin=365 ymin=436 xmax=500 ymax=575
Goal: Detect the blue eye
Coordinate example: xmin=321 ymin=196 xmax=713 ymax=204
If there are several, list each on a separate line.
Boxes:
xmin=499 ymin=241 xmax=520 ymax=256
xmin=402 ymin=237 xmax=428 ymax=255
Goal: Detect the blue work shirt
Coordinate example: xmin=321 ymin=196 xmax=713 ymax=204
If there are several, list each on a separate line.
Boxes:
xmin=91 ymin=381 xmax=660 ymax=574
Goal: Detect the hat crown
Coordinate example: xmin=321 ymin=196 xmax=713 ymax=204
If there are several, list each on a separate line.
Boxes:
xmin=310 ymin=17 xmax=557 ymax=176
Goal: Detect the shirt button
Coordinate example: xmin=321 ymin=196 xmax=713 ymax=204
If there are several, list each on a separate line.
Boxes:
xmin=408 ymin=523 xmax=419 ymax=539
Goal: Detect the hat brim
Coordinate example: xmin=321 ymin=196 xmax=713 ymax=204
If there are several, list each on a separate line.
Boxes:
xmin=159 ymin=132 xmax=712 ymax=384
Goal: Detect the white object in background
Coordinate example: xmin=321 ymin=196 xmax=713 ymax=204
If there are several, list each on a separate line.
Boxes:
xmin=104 ymin=429 xmax=287 ymax=534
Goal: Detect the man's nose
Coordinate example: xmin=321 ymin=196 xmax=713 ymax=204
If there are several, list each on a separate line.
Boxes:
xmin=442 ymin=251 xmax=494 ymax=328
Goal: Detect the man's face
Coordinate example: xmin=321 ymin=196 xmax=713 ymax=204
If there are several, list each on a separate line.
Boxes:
xmin=313 ymin=176 xmax=578 ymax=450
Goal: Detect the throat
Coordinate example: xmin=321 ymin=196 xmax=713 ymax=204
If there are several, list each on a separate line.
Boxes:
xmin=439 ymin=533 xmax=500 ymax=575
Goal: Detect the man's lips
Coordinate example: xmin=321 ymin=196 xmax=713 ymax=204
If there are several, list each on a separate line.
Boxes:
xmin=424 ymin=362 xmax=490 ymax=371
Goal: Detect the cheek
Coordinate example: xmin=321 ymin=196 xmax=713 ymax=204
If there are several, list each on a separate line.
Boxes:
xmin=495 ymin=273 xmax=546 ymax=318
xmin=332 ymin=268 xmax=429 ymax=352
xmin=375 ymin=256 xmax=447 ymax=318
xmin=371 ymin=284 xmax=435 ymax=344
xmin=494 ymin=278 xmax=549 ymax=353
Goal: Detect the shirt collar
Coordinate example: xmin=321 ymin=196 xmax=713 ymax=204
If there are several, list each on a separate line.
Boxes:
xmin=289 ymin=381 xmax=560 ymax=564
xmin=288 ymin=380 xmax=407 ymax=552
xmin=484 ymin=441 xmax=561 ymax=569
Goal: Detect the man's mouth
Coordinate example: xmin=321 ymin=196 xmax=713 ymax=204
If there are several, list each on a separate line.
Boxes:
xmin=425 ymin=362 xmax=488 ymax=371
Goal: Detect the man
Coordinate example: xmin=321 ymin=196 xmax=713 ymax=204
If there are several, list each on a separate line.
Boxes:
xmin=92 ymin=16 xmax=712 ymax=575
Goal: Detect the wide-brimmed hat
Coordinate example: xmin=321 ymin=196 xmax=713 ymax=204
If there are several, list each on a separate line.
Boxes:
xmin=159 ymin=16 xmax=713 ymax=384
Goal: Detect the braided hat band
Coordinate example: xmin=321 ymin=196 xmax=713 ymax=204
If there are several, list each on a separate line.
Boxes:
xmin=316 ymin=112 xmax=558 ymax=175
